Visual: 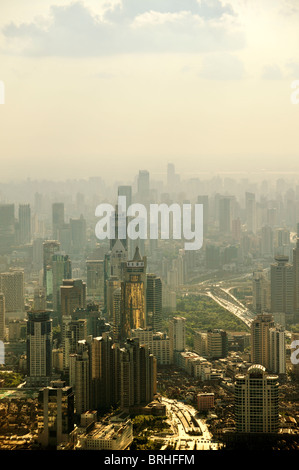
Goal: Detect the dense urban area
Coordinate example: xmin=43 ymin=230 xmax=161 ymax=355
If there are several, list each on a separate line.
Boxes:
xmin=1 ymin=168 xmax=299 ymax=451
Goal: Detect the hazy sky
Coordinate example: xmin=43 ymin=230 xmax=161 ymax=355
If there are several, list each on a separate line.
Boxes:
xmin=0 ymin=0 xmax=299 ymax=182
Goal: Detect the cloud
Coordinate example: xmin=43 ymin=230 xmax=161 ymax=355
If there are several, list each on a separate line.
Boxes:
xmin=1 ymin=0 xmax=245 ymax=57
xmin=261 ymin=65 xmax=284 ymax=80
xmin=199 ymin=52 xmax=246 ymax=80
xmin=105 ymin=0 xmax=235 ymax=21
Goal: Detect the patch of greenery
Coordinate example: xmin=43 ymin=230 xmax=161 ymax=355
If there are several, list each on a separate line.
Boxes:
xmin=162 ymin=294 xmax=249 ymax=348
xmin=0 ymin=371 xmax=24 ymax=387
xmin=133 ymin=415 xmax=170 ymax=435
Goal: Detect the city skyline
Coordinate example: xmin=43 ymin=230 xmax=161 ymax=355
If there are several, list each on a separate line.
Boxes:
xmin=0 ymin=0 xmax=299 ymax=181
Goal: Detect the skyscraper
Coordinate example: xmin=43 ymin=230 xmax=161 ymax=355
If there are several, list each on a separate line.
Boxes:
xmin=219 ymin=197 xmax=231 ymax=235
xmin=169 ymin=316 xmax=186 ymax=363
xmin=137 ymin=170 xmax=150 ymax=203
xmin=0 ymin=270 xmax=24 ymax=315
xmin=52 ymin=203 xmax=64 ymax=240
xmin=270 ymin=255 xmax=294 ymax=324
xmin=0 ymin=204 xmax=15 ymax=255
xmin=293 ymin=238 xmax=299 ymax=323
xmin=18 ymin=204 xmax=31 ymax=245
xmin=269 ymin=326 xmax=286 ymax=375
xmin=234 ymin=364 xmax=279 ymax=434
xmin=60 ymin=279 xmax=86 ymax=318
xmin=86 ymin=260 xmax=104 ymax=300
xmin=207 ymin=329 xmax=228 ymax=359
xmin=146 ymin=273 xmax=162 ymax=332
xmin=120 ymin=247 xmax=147 ymax=341
xmin=38 ymin=380 xmax=74 ymax=448
xmin=52 ymin=254 xmax=72 ymax=312
xmin=43 ymin=240 xmax=60 ymax=289
xmin=250 ymin=314 xmax=275 ymax=370
xmin=0 ymin=294 xmax=5 ymax=341
xmin=70 ymin=215 xmax=86 ymax=253
xmin=245 ymin=192 xmax=256 ymax=234
xmin=26 ymin=310 xmax=53 ymax=387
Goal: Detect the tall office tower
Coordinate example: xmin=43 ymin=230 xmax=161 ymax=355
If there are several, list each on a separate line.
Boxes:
xmin=60 ymin=279 xmax=86 ymax=318
xmin=169 ymin=316 xmax=186 ymax=363
xmin=269 ymin=326 xmax=286 ymax=375
xmin=43 ymin=240 xmax=60 ymax=288
xmin=86 ymin=260 xmax=104 ymax=300
xmin=62 ymin=317 xmax=87 ymax=372
xmin=52 ymin=254 xmax=72 ymax=312
xmin=197 ymin=195 xmax=209 ymax=238
xmin=137 ymin=170 xmax=150 ymax=203
xmin=234 ymin=365 xmax=279 ymax=434
xmin=120 ymin=247 xmax=147 ymax=342
xmin=69 ymin=340 xmax=90 ymax=416
xmin=120 ymin=338 xmax=155 ymax=411
xmin=218 ymin=196 xmax=231 ymax=235
xmin=270 ymin=255 xmax=294 ymax=324
xmin=232 ymin=218 xmax=241 ymax=242
xmin=252 ymin=269 xmax=271 ymax=313
xmin=0 ymin=270 xmax=24 ymax=315
xmin=250 ymin=314 xmax=275 ymax=370
xmin=26 ymin=311 xmax=53 ymax=387
xmin=70 ymin=215 xmax=86 ymax=253
xmin=52 ymin=203 xmax=64 ymax=240
xmin=18 ymin=204 xmax=31 ymax=245
xmin=0 ymin=204 xmax=15 ymax=255
xmin=91 ymin=333 xmax=114 ymax=410
xmin=207 ymin=329 xmax=228 ymax=359
xmin=261 ymin=225 xmax=273 ymax=258
xmin=38 ymin=380 xmax=74 ymax=448
xmin=0 ymin=294 xmax=5 ymax=341
xmin=146 ymin=274 xmax=162 ymax=332
xmin=293 ymin=238 xmax=299 ymax=323
xmin=245 ymin=192 xmax=257 ymax=234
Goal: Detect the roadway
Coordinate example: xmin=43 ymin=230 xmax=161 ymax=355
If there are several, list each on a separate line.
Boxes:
xmin=160 ymin=397 xmax=223 ymax=450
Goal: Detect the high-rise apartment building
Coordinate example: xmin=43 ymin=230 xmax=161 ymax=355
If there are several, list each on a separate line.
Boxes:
xmin=26 ymin=310 xmax=53 ymax=387
xmin=234 ymin=364 xmax=279 ymax=434
xmin=207 ymin=329 xmax=228 ymax=359
xmin=269 ymin=326 xmax=286 ymax=375
xmin=0 ymin=270 xmax=24 ymax=315
xmin=252 ymin=269 xmax=271 ymax=313
xmin=251 ymin=314 xmax=275 ymax=370
xmin=169 ymin=316 xmax=186 ymax=363
xmin=38 ymin=380 xmax=74 ymax=448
